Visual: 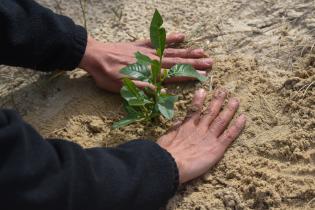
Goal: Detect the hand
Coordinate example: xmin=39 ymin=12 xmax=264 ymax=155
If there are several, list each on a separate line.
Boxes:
xmin=79 ymin=33 xmax=213 ymax=93
xmin=157 ymin=89 xmax=246 ymax=184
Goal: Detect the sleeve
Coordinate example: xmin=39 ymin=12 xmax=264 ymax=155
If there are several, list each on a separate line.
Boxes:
xmin=0 ymin=109 xmax=179 ymax=210
xmin=0 ymin=0 xmax=87 ymax=71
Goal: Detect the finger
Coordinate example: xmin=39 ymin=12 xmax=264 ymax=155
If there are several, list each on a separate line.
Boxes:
xmin=164 ymin=70 xmax=207 ymax=83
xmin=208 ymin=98 xmax=240 ymax=137
xmin=218 ymin=114 xmax=246 ymax=146
xmin=132 ymin=80 xmax=166 ymax=93
xmin=165 ymin=32 xmax=186 ymax=46
xmin=185 ymin=89 xmax=206 ymax=124
xmin=164 ymin=48 xmax=206 ymax=58
xmin=136 ymin=32 xmax=185 ymax=47
xmin=199 ymin=89 xmax=226 ymax=128
xmin=133 ymin=80 xmax=156 ymax=90
xmin=161 ymin=57 xmax=213 ymax=70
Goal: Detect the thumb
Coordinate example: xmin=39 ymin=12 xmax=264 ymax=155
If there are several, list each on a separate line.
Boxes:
xmin=133 ymin=80 xmax=167 ymax=93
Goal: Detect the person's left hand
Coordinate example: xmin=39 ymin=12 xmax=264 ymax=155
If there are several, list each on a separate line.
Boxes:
xmin=79 ymin=33 xmax=213 ymax=93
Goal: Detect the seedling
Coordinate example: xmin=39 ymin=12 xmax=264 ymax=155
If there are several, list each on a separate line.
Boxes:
xmin=113 ymin=9 xmax=206 ymax=128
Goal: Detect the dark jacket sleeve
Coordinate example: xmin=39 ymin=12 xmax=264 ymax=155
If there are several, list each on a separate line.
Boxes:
xmin=0 ymin=0 xmax=87 ymax=71
xmin=0 ymin=109 xmax=179 ymax=210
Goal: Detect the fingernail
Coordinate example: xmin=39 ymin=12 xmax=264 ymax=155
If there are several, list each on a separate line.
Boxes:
xmin=196 ymin=88 xmax=206 ymax=98
xmin=216 ymin=89 xmax=226 ymax=97
xmin=220 ymin=90 xmax=226 ymax=97
xmin=229 ymin=98 xmax=239 ymax=108
xmin=231 ymin=98 xmax=239 ymax=105
xmin=239 ymin=114 xmax=247 ymax=122
xmin=193 ymin=49 xmax=204 ymax=55
xmin=204 ymin=58 xmax=213 ymax=66
xmin=197 ymin=88 xmax=206 ymax=96
xmin=175 ymin=33 xmax=184 ymax=39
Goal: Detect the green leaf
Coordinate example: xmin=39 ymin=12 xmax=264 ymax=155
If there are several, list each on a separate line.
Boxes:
xmin=150 ymin=10 xmax=163 ymax=48
xmin=123 ymin=100 xmax=139 ymax=114
xmin=129 ymin=98 xmax=152 ymax=106
xmin=120 ymin=63 xmax=150 ymax=81
xmin=143 ymin=87 xmax=155 ymax=97
xmin=122 ymin=78 xmax=141 ymax=97
xmin=151 ymin=60 xmax=161 ymax=85
xmin=121 ymin=85 xmax=152 ymax=106
xmin=157 ymin=95 xmax=178 ymax=119
xmin=150 ymin=9 xmax=166 ymax=58
xmin=135 ymin=52 xmax=152 ymax=65
xmin=161 ymin=68 xmax=168 ymax=81
xmin=128 ymin=99 xmax=146 ymax=106
xmin=151 ymin=9 xmax=163 ymax=28
xmin=112 ymin=114 xmax=143 ymax=128
xmin=158 ymin=27 xmax=166 ymax=57
xmin=168 ymin=64 xmax=207 ymax=82
xmin=120 ymin=86 xmax=137 ymax=102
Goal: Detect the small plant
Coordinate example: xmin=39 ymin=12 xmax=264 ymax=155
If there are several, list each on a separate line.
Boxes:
xmin=113 ymin=9 xmax=206 ymax=128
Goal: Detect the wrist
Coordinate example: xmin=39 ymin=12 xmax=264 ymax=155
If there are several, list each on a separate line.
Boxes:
xmin=78 ymin=36 xmax=98 ymax=74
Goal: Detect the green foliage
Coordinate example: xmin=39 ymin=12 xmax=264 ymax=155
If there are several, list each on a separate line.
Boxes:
xmin=113 ymin=9 xmax=207 ymax=128
xmin=120 ymin=63 xmax=150 ymax=82
xmin=168 ymin=64 xmax=207 ymax=82
xmin=150 ymin=10 xmax=166 ymax=58
xmin=135 ymin=52 xmax=152 ymax=65
xmin=157 ymin=94 xmax=178 ymax=119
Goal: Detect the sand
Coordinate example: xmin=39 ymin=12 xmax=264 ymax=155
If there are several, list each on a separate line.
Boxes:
xmin=0 ymin=0 xmax=314 ymax=209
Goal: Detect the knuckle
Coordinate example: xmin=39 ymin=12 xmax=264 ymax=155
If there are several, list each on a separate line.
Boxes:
xmin=216 ymin=137 xmax=231 ymax=148
xmin=177 ymin=58 xmax=185 ymax=64
xmin=165 ymin=49 xmax=174 ymax=56
xmin=196 ymin=59 xmax=205 ymax=65
xmin=172 ymin=57 xmax=181 ymax=64
xmin=186 ymin=49 xmax=193 ymax=54
xmin=225 ymin=130 xmax=235 ymax=142
xmin=191 ymin=105 xmax=201 ymax=113
xmin=214 ymin=116 xmax=226 ymax=128
xmin=226 ymin=105 xmax=236 ymax=112
xmin=187 ymin=120 xmax=198 ymax=128
xmin=178 ymin=49 xmax=187 ymax=54
xmin=206 ymin=109 xmax=217 ymax=119
xmin=217 ymin=139 xmax=231 ymax=147
xmin=150 ymin=54 xmax=159 ymax=60
xmin=233 ymin=123 xmax=244 ymax=132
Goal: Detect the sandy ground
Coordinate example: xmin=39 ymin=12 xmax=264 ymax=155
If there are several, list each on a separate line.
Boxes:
xmin=0 ymin=0 xmax=314 ymax=209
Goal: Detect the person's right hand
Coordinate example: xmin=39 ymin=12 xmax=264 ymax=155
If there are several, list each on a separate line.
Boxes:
xmin=157 ymin=89 xmax=246 ymax=184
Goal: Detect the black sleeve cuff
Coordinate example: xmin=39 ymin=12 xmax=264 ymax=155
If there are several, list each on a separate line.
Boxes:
xmin=157 ymin=144 xmax=180 ymax=197
xmin=65 ymin=25 xmax=87 ymax=71
xmin=118 ymin=140 xmax=179 ymax=208
xmin=149 ymin=140 xmax=179 ymax=197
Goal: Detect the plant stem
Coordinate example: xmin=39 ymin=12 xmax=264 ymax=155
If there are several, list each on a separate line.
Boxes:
xmin=141 ymin=105 xmax=148 ymax=117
